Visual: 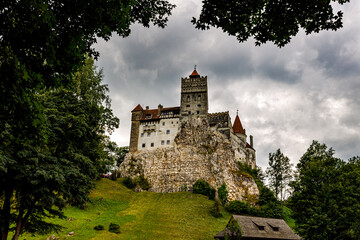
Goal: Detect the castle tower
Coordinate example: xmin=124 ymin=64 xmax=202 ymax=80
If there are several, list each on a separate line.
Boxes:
xmin=233 ymin=112 xmax=247 ymax=144
xmin=180 ymin=68 xmax=208 ymax=120
xmin=129 ymin=104 xmax=143 ymax=152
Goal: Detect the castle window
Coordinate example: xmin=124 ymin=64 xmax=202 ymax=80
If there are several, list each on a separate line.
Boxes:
xmin=151 ymin=143 xmax=154 ymax=147
xmin=197 ymin=111 xmax=200 ymax=114
xmin=161 ymin=140 xmax=165 ymax=145
xmin=187 ymin=96 xmax=190 ymax=102
xmin=197 ymin=104 xmax=201 ymax=107
xmin=142 ymin=143 xmax=145 ymax=148
xmin=167 ymin=140 xmax=170 ymax=145
xmin=188 ymin=111 xmax=191 ymax=114
xmin=171 ymin=121 xmax=173 ymax=124
xmin=166 ymin=130 xmax=170 ymax=134
xmin=141 ymin=133 xmax=144 ymax=137
xmin=198 ymin=95 xmax=201 ymax=101
xmin=145 ymin=114 xmax=152 ymax=119
xmin=147 ymin=132 xmax=151 ymax=137
xmin=162 ymin=122 xmax=165 ymax=126
xmin=186 ymin=105 xmax=190 ymax=108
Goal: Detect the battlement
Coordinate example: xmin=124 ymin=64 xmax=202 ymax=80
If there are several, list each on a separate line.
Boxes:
xmin=181 ymin=76 xmax=207 ymax=93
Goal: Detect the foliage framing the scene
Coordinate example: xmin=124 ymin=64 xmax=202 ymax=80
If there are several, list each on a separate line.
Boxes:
xmin=0 ymin=57 xmax=119 ymax=240
xmin=0 ymin=1 xmax=175 ymax=239
xmin=289 ymin=141 xmax=360 ymax=240
xmin=192 ymin=0 xmax=350 ymax=47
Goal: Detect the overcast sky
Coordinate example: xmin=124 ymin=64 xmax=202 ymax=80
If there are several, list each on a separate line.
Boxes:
xmin=94 ymin=0 xmax=360 ymax=170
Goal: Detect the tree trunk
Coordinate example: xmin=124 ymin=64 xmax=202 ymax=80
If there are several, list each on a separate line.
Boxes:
xmin=1 ymin=188 xmax=12 ymax=240
xmin=11 ymin=206 xmax=24 ymax=240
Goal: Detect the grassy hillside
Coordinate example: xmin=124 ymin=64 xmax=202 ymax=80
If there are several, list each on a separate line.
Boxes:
xmin=22 ymin=178 xmax=231 ymax=240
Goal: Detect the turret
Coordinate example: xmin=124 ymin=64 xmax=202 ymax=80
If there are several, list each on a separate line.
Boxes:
xmin=233 ymin=112 xmax=247 ymax=144
xmin=129 ymin=104 xmax=143 ymax=152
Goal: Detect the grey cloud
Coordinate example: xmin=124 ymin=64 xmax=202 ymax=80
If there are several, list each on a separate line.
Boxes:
xmin=94 ymin=0 xmax=360 ymax=169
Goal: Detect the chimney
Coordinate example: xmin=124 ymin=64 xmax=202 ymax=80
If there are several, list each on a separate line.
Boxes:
xmin=158 ymin=104 xmax=163 ymax=115
xmin=250 ymin=135 xmax=253 ymax=148
xmin=146 ymin=106 xmax=149 ymax=110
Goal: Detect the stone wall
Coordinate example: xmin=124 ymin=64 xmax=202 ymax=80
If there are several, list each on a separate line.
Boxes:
xmin=119 ymin=117 xmax=259 ymax=201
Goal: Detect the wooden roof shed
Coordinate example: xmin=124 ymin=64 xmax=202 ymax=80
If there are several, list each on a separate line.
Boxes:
xmin=214 ymin=215 xmax=302 ymax=240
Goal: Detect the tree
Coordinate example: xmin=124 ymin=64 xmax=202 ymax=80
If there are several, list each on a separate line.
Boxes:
xmin=1 ymin=2 xmax=174 ymax=239
xmin=266 ymin=149 xmax=293 ymax=201
xmin=192 ymin=0 xmax=350 ymax=47
xmin=0 ymin=57 xmax=119 ymax=240
xmin=288 ymin=141 xmax=360 ymax=240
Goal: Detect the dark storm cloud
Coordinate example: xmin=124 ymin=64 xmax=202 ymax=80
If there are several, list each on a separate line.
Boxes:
xmin=313 ymin=39 xmax=360 ymax=78
xmin=94 ymin=0 xmax=360 ymax=168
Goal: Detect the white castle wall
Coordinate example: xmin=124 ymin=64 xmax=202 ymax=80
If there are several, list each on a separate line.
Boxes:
xmin=137 ymin=118 xmax=180 ymax=150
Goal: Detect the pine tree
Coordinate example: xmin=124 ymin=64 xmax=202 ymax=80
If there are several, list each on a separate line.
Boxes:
xmin=266 ymin=149 xmax=293 ymax=201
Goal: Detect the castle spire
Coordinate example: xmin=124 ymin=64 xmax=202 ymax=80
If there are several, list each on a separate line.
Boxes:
xmin=189 ymin=66 xmax=200 ymax=78
xmin=233 ymin=113 xmax=246 ymax=135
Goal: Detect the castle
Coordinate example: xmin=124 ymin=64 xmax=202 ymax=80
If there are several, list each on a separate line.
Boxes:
xmin=128 ymin=68 xmax=256 ymax=168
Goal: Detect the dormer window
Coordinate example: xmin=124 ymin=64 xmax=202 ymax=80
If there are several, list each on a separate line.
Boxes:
xmin=253 ymin=221 xmax=265 ymax=231
xmin=145 ymin=114 xmax=152 ymax=119
xmin=268 ymin=223 xmax=279 ymax=232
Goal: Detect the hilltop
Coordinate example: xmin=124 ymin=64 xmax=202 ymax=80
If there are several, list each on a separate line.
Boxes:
xmin=21 ymin=178 xmax=231 ymax=240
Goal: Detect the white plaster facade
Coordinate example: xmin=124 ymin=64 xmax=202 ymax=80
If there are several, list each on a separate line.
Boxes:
xmin=137 ymin=118 xmax=180 ymax=150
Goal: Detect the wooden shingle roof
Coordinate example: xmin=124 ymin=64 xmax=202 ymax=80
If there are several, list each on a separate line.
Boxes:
xmin=215 ymin=215 xmax=302 ymax=240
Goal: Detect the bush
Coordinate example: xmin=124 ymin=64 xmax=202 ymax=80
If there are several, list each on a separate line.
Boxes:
xmin=193 ymin=179 xmax=215 ymax=200
xmin=226 ymin=218 xmax=242 ymax=240
xmin=236 ymin=161 xmax=285 ymax=219
xmin=218 ymin=183 xmax=228 ymax=205
xmin=108 ymin=223 xmax=120 ymax=234
xmin=123 ymin=175 xmax=150 ymax=191
xmin=225 ymin=200 xmax=259 ymax=216
xmin=209 ymin=199 xmax=223 ymax=218
xmin=123 ymin=177 xmax=136 ymax=189
xmin=136 ymin=175 xmax=150 ymax=191
xmin=93 ymin=225 xmax=104 ymax=231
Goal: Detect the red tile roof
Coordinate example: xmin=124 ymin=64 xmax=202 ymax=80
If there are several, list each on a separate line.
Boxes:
xmin=246 ymin=142 xmax=255 ymax=150
xmin=162 ymin=107 xmax=180 ymax=111
xmin=233 ymin=114 xmax=246 ymax=134
xmin=139 ymin=106 xmax=180 ymax=121
xmin=140 ymin=109 xmax=159 ymax=120
xmin=132 ymin=104 xmax=143 ymax=112
xmin=190 ymin=69 xmax=200 ymax=77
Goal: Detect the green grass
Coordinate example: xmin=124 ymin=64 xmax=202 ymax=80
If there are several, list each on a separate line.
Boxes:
xmin=283 ymin=205 xmax=296 ymax=230
xmin=21 ymin=179 xmax=231 ymax=240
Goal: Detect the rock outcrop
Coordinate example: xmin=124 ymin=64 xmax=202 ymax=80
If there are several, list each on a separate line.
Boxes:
xmin=119 ymin=117 xmax=259 ymax=201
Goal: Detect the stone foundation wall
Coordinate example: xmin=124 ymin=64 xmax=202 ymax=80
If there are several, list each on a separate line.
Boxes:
xmin=119 ymin=117 xmax=259 ymax=201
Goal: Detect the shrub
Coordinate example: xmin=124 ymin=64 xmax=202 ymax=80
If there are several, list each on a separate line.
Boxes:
xmin=123 ymin=175 xmax=150 ymax=191
xmin=225 ymin=200 xmax=259 ymax=216
xmin=108 ymin=223 xmax=121 ymax=234
xmin=210 ymin=199 xmax=223 ymax=218
xmin=225 ymin=218 xmax=242 ymax=240
xmin=123 ymin=177 xmax=136 ymax=189
xmin=180 ymin=184 xmax=187 ymax=192
xmin=218 ymin=183 xmax=228 ymax=205
xmin=193 ymin=179 xmax=215 ymax=200
xmin=93 ymin=225 xmax=104 ymax=231
xmin=136 ymin=175 xmax=150 ymax=190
